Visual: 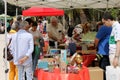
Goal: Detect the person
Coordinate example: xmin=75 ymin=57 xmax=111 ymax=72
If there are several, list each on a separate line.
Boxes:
xmin=43 ymin=23 xmax=47 ymax=33
xmin=102 ymin=12 xmax=120 ymax=68
xmin=96 ymin=21 xmax=103 ymax=32
xmin=94 ymin=22 xmax=112 ymax=80
xmin=47 ymin=16 xmax=65 ymax=48
xmin=10 ymin=21 xmax=34 ymax=80
xmin=67 ymin=23 xmax=74 ymax=38
xmin=7 ymin=21 xmax=20 ymax=80
xmin=25 ymin=18 xmax=33 ymax=31
xmin=72 ymin=24 xmax=83 ymax=43
xmin=17 ymin=15 xmax=22 ymax=22
xmin=29 ymin=21 xmax=43 ymax=72
xmin=7 ymin=18 xmax=13 ymax=33
xmin=37 ymin=20 xmax=43 ymax=33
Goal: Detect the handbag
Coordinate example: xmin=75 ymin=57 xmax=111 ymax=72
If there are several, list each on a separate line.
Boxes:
xmin=3 ymin=39 xmax=13 ymax=61
xmin=106 ymin=66 xmax=120 ymax=80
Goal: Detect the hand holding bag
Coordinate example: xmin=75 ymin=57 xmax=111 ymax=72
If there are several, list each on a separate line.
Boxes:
xmin=106 ymin=66 xmax=120 ymax=80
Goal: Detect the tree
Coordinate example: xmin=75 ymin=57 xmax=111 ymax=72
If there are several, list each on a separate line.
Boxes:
xmin=0 ymin=1 xmax=22 ymax=16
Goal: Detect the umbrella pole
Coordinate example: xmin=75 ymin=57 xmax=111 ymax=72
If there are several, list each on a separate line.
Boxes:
xmin=106 ymin=0 xmax=109 ymax=11
xmin=16 ymin=0 xmax=18 ymax=18
xmin=3 ymin=0 xmax=8 ymax=80
xmin=16 ymin=7 xmax=18 ymax=18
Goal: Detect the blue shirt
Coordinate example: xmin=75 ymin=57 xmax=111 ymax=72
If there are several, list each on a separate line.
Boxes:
xmin=96 ymin=25 xmax=112 ymax=55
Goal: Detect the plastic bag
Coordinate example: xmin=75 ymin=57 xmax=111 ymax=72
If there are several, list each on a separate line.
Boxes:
xmin=106 ymin=66 xmax=120 ymax=80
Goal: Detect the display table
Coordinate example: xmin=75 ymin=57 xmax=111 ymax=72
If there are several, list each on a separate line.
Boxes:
xmin=41 ymin=53 xmax=96 ymax=67
xmin=37 ymin=66 xmax=90 ymax=80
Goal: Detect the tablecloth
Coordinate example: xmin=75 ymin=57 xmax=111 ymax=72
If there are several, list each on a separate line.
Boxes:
xmin=37 ymin=66 xmax=90 ymax=80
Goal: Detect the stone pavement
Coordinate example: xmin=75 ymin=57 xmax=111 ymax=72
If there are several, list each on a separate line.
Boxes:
xmin=0 ymin=34 xmax=9 ymax=80
xmin=0 ymin=34 xmax=37 ymax=80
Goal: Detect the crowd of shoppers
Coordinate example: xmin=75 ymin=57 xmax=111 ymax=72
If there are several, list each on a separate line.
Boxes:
xmin=5 ymin=12 xmax=120 ymax=80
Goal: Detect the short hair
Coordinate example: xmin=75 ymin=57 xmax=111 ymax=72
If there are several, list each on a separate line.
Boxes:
xmin=25 ymin=18 xmax=33 ymax=25
xmin=32 ymin=21 xmax=38 ymax=27
xmin=20 ymin=21 xmax=29 ymax=29
xmin=11 ymin=21 xmax=20 ymax=30
xmin=17 ymin=15 xmax=22 ymax=21
xmin=9 ymin=18 xmax=13 ymax=23
xmin=50 ymin=16 xmax=58 ymax=23
xmin=38 ymin=20 xmax=42 ymax=23
xmin=102 ymin=12 xmax=115 ymax=20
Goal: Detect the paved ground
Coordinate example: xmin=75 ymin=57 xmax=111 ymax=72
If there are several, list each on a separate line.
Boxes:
xmin=0 ymin=34 xmax=9 ymax=80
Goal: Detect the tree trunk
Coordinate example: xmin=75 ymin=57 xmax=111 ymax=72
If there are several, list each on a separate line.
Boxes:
xmin=79 ymin=9 xmax=88 ymax=24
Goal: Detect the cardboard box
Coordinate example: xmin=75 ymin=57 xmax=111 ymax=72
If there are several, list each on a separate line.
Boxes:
xmin=88 ymin=67 xmax=103 ymax=80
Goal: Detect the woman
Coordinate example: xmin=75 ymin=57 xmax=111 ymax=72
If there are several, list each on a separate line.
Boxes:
xmin=72 ymin=24 xmax=83 ymax=43
xmin=29 ymin=21 xmax=43 ymax=72
xmin=8 ymin=21 xmax=20 ymax=80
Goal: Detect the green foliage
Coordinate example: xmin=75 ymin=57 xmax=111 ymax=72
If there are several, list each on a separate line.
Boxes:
xmin=0 ymin=1 xmax=4 ymax=14
xmin=109 ymin=8 xmax=119 ymax=19
xmin=0 ymin=1 xmax=22 ymax=16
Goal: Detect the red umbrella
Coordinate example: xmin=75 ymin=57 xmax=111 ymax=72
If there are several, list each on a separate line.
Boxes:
xmin=22 ymin=7 xmax=64 ymax=16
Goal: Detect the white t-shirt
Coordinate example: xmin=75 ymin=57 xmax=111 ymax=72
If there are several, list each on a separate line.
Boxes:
xmin=109 ymin=21 xmax=120 ymax=54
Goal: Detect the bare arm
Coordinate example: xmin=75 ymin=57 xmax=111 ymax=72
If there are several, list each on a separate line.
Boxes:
xmin=48 ymin=32 xmax=58 ymax=41
xmin=94 ymin=38 xmax=99 ymax=48
xmin=113 ymin=40 xmax=120 ymax=67
xmin=115 ymin=40 xmax=120 ymax=57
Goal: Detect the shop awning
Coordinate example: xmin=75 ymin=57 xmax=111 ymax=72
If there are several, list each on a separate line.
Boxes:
xmin=6 ymin=0 xmax=120 ymax=9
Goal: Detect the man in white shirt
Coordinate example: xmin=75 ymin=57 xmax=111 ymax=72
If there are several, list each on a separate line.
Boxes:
xmin=102 ymin=12 xmax=120 ymax=68
xmin=10 ymin=21 xmax=34 ymax=80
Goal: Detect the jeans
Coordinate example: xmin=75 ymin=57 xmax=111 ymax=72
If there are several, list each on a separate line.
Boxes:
xmin=32 ymin=45 xmax=42 ymax=72
xmin=17 ymin=63 xmax=33 ymax=80
xmin=32 ymin=53 xmax=39 ymax=72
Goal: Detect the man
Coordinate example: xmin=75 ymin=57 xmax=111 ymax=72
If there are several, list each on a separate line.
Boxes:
xmin=25 ymin=18 xmax=33 ymax=31
xmin=47 ymin=16 xmax=65 ymax=48
xmin=102 ymin=12 xmax=120 ymax=67
xmin=10 ymin=21 xmax=34 ymax=80
xmin=94 ymin=22 xmax=112 ymax=80
xmin=17 ymin=15 xmax=22 ymax=22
